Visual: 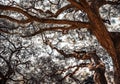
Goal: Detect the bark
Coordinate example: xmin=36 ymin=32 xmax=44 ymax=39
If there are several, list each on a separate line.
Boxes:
xmin=111 ymin=32 xmax=120 ymax=84
xmin=89 ymin=16 xmax=120 ymax=84
xmin=0 ymin=79 xmax=7 ymax=84
xmin=94 ymin=66 xmax=107 ymax=84
xmin=83 ymin=3 xmax=120 ymax=83
xmin=89 ymin=51 xmax=107 ymax=84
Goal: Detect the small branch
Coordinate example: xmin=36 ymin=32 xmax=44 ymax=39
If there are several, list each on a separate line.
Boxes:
xmin=50 ymin=4 xmax=74 ymax=18
xmin=59 ymin=63 xmax=89 ymax=81
xmin=0 ymin=15 xmax=31 ymax=24
xmin=97 ymin=1 xmax=120 ymax=8
xmin=48 ymin=0 xmax=60 ymax=5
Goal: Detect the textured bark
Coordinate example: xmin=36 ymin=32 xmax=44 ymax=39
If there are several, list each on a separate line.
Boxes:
xmin=89 ymin=52 xmax=107 ymax=84
xmin=88 ymin=15 xmax=120 ymax=84
xmin=82 ymin=3 xmax=120 ymax=82
xmin=66 ymin=1 xmax=120 ymax=83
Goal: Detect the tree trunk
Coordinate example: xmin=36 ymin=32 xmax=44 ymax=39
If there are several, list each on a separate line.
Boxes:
xmin=89 ymin=51 xmax=108 ymax=84
xmin=114 ymin=56 xmax=120 ymax=84
xmin=79 ymin=2 xmax=120 ymax=83
xmin=111 ymin=32 xmax=120 ymax=84
xmin=0 ymin=79 xmax=7 ymax=84
xmin=86 ymin=8 xmax=120 ymax=83
xmin=113 ymin=50 xmax=120 ymax=84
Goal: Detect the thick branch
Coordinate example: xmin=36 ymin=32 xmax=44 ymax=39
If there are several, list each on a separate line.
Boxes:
xmin=67 ymin=0 xmax=85 ymax=11
xmin=0 ymin=15 xmax=31 ymax=24
xmin=0 ymin=5 xmax=32 ymax=18
xmin=0 ymin=5 xmax=90 ymax=27
xmin=22 ymin=25 xmax=89 ymax=37
xmin=0 ymin=16 xmax=90 ymax=31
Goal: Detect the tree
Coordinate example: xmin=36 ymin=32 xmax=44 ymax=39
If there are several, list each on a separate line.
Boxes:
xmin=0 ymin=0 xmax=120 ymax=84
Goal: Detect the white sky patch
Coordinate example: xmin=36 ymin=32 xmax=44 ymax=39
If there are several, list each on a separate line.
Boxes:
xmin=13 ymin=0 xmax=20 ymax=3
xmin=108 ymin=17 xmax=120 ymax=31
xmin=110 ymin=17 xmax=120 ymax=26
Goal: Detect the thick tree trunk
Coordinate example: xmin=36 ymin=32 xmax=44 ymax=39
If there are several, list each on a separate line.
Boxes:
xmin=86 ymin=8 xmax=120 ymax=83
xmin=109 ymin=53 xmax=120 ymax=84
xmin=79 ymin=2 xmax=120 ymax=83
xmin=111 ymin=32 xmax=120 ymax=84
xmin=113 ymin=51 xmax=120 ymax=84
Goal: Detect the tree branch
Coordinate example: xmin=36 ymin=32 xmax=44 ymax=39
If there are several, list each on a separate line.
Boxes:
xmin=67 ymin=0 xmax=85 ymax=11
xmin=0 ymin=15 xmax=31 ymax=24
xmin=50 ymin=4 xmax=75 ymax=18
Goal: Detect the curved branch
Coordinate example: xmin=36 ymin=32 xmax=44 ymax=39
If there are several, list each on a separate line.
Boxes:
xmin=0 ymin=5 xmax=32 ymax=18
xmin=0 ymin=15 xmax=31 ymax=24
xmin=21 ymin=26 xmax=75 ymax=37
xmin=50 ymin=4 xmax=75 ymax=17
xmin=0 ymin=5 xmax=90 ymax=29
xmin=0 ymin=15 xmax=90 ymax=28
xmin=22 ymin=23 xmax=91 ymax=37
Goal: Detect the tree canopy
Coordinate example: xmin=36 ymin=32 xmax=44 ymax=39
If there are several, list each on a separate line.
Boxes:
xmin=0 ymin=0 xmax=120 ymax=84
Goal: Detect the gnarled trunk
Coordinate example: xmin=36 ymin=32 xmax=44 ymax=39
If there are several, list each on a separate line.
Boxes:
xmin=86 ymin=8 xmax=120 ymax=83
xmin=89 ymin=51 xmax=108 ymax=84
